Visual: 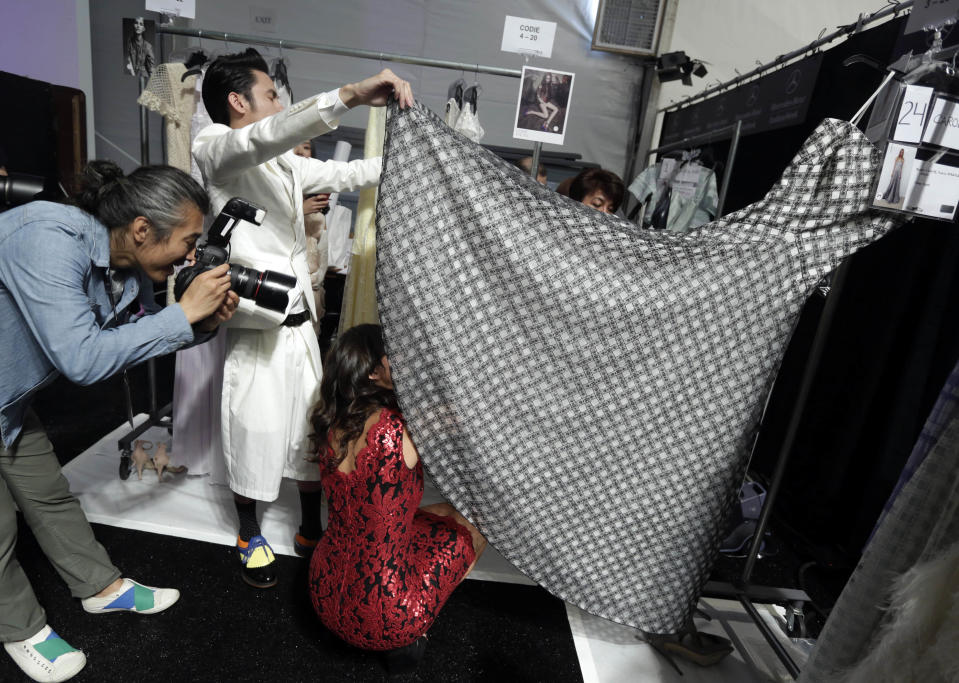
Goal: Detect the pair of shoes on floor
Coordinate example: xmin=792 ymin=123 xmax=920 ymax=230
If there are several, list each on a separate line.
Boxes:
xmin=80 ymin=578 xmax=180 ymax=615
xmin=382 ymin=635 xmax=427 ymax=675
xmin=293 ymin=532 xmax=322 ymax=558
xmin=237 ymin=535 xmax=278 ymax=588
xmin=4 ymin=625 xmax=85 ymax=682
xmin=131 ymin=441 xmax=187 ymax=481
xmin=638 ymin=616 xmax=734 ymax=675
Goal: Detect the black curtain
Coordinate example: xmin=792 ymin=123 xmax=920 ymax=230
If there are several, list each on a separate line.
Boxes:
xmin=666 ymin=16 xmax=959 ymax=564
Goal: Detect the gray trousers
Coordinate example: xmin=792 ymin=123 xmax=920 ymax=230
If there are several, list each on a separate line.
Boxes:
xmin=0 ymin=411 xmax=120 ymax=641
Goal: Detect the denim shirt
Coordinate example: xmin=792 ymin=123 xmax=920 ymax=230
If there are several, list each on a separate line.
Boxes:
xmin=0 ymin=201 xmax=196 ymax=447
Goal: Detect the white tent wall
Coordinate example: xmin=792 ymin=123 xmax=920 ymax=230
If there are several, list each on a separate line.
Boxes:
xmin=89 ymin=0 xmax=646 ymax=175
xmin=650 ymin=0 xmax=897 ymax=148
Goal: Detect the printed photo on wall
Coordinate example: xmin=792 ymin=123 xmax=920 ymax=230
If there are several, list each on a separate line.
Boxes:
xmin=122 ymin=16 xmax=156 ymax=78
xmin=513 ymin=66 xmax=574 ymax=145
xmin=872 ymin=143 xmax=917 ymax=210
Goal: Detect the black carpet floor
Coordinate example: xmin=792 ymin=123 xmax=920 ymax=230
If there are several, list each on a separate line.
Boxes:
xmin=3 ymin=368 xmax=584 ymax=682
xmin=1 ymin=519 xmax=583 ymax=682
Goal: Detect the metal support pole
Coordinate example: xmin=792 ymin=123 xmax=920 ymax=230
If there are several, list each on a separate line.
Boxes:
xmin=157 ymin=25 xmax=522 ymax=79
xmin=741 ymin=260 xmax=851 ymax=585
xmin=137 ymin=76 xmax=149 ymax=164
xmin=715 ymin=120 xmax=742 ymax=216
xmin=529 ymin=142 xmax=542 ymax=179
xmin=148 ymin=354 xmax=159 ymax=419
xmin=739 ymin=596 xmax=802 ymax=679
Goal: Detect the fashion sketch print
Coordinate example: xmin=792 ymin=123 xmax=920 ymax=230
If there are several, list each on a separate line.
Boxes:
xmin=873 ymin=143 xmax=915 ymax=210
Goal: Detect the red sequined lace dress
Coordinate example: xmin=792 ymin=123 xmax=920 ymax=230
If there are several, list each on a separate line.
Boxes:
xmin=308 ymin=408 xmax=476 ymax=650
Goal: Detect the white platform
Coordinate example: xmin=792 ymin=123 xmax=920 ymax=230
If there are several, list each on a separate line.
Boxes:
xmin=64 ymin=416 xmax=811 ymax=682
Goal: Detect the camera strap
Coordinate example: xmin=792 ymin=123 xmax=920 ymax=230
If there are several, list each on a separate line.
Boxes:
xmin=105 ymin=268 xmax=136 ymax=431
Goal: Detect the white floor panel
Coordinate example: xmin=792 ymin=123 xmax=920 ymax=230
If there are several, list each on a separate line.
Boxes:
xmin=64 ymin=417 xmax=810 ymax=682
xmin=568 ymin=598 xmax=810 ymax=682
xmin=62 ymin=415 xmax=532 ymax=583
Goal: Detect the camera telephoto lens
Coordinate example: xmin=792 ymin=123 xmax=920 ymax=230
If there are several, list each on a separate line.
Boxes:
xmin=228 ymin=265 xmax=260 ymax=300
xmin=228 ymin=265 xmax=297 ymax=313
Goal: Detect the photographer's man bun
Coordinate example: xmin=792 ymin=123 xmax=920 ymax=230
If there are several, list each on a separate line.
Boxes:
xmin=74 ymin=160 xmax=126 ymax=215
xmin=72 ymin=161 xmax=209 ymax=240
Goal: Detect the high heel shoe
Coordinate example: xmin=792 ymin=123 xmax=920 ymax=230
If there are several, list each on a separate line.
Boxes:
xmin=151 ymin=442 xmax=187 ymax=480
xmin=153 ymin=442 xmax=169 ymax=480
xmin=131 ymin=440 xmax=152 ymax=480
xmin=637 ymin=615 xmax=734 ymax=675
xmin=382 ymin=635 xmax=427 ymax=675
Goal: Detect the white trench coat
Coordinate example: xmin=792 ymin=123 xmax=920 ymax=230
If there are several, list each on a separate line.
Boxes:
xmin=192 ymin=90 xmax=381 ymax=500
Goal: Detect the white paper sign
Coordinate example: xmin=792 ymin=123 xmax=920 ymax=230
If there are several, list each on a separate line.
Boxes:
xmin=892 ymin=85 xmax=934 ymax=143
xmin=250 ymin=6 xmax=277 ymax=33
xmin=921 ymin=95 xmax=959 ymax=150
xmin=501 ymin=16 xmax=556 ymax=58
xmin=902 ymin=160 xmax=959 ymax=219
xmin=672 ymin=164 xmax=703 ymax=199
xmin=145 ymin=0 xmax=195 ymax=19
xmin=659 ymin=158 xmax=676 ymax=179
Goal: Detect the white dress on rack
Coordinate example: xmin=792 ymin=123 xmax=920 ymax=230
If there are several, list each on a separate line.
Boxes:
xmin=170 ymin=68 xmax=228 ymax=483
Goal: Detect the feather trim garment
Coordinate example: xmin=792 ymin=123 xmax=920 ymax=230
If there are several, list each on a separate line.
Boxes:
xmin=375 ymin=102 xmax=902 ymax=633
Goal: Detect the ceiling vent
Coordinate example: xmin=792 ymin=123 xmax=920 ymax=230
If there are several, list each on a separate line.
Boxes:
xmin=591 ymin=0 xmax=667 ymax=57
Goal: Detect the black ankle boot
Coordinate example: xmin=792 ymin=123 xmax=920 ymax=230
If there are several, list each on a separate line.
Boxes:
xmin=382 ymin=635 xmax=427 ymax=675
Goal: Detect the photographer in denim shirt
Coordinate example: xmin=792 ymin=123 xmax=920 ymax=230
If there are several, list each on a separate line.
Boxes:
xmin=0 ymin=160 xmax=238 ymax=683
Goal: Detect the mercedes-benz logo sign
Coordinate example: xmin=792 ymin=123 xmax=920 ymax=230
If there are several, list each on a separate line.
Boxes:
xmin=786 ymin=69 xmax=802 ymax=95
xmin=747 ymin=86 xmax=759 ymax=107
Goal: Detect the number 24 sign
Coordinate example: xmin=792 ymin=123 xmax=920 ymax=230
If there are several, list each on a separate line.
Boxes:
xmin=893 ymin=85 xmax=935 ymax=144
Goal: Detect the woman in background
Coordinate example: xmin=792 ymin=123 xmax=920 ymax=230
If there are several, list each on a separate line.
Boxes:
xmin=568 ymin=167 xmax=625 ymax=214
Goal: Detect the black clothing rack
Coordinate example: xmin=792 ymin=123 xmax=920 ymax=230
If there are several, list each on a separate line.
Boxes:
xmin=646 ymin=8 xmax=925 ymax=679
xmin=651 ymin=9 xmax=923 ymax=678
xmin=639 ymin=120 xmax=743 ymax=220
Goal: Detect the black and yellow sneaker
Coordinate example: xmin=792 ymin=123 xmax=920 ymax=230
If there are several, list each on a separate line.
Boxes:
xmin=236 ymin=534 xmax=278 ymax=588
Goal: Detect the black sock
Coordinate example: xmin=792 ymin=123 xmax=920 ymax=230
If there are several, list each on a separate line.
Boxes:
xmin=298 ymin=490 xmax=324 ymax=540
xmin=235 ymin=499 xmax=260 ymax=542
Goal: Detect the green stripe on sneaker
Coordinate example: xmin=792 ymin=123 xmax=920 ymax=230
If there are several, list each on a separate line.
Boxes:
xmin=133 ymin=583 xmax=155 ymax=611
xmin=35 ymin=638 xmax=76 ymax=662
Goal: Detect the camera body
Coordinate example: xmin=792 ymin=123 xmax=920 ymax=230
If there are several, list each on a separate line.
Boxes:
xmin=174 ymin=197 xmax=297 ymax=314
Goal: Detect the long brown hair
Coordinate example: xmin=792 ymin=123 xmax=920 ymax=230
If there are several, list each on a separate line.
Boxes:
xmin=310 ymin=324 xmax=399 ymax=471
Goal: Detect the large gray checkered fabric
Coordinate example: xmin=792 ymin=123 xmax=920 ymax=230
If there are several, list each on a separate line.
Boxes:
xmin=375 ymin=102 xmax=902 ymax=633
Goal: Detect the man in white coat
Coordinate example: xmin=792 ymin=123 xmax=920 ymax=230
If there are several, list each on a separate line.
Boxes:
xmin=192 ymin=48 xmax=413 ymax=588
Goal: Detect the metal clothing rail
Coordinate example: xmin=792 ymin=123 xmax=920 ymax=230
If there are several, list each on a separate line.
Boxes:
xmin=659 ymin=0 xmax=914 ymax=113
xmin=645 ymin=120 xmax=743 ymax=217
xmin=154 ymin=27 xmax=543 ymax=176
xmin=157 ymin=25 xmax=523 ymax=79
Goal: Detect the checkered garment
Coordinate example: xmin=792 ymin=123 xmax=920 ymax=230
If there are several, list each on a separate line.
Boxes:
xmin=375 ymin=102 xmax=903 ymax=633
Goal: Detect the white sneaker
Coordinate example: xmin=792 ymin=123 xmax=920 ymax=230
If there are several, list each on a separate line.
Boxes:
xmin=3 ymin=625 xmax=86 ymax=683
xmin=80 ymin=578 xmax=180 ymax=615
